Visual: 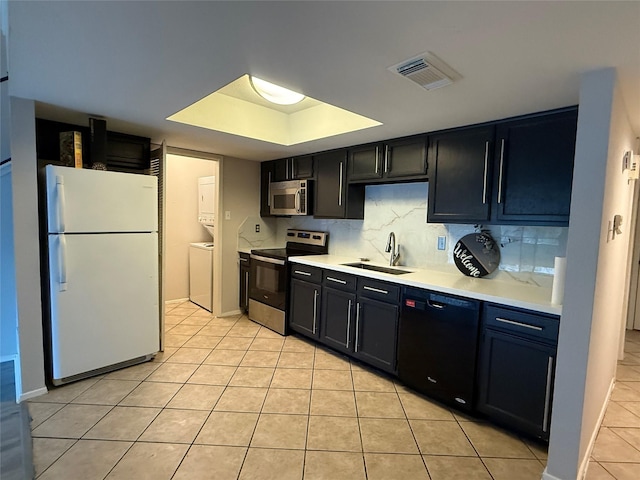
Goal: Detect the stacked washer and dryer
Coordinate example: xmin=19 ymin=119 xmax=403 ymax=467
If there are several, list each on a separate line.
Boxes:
xmin=189 ymin=176 xmax=215 ymax=311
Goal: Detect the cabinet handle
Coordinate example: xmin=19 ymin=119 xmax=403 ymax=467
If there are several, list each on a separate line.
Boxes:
xmin=384 ymin=145 xmax=390 ymax=173
xmin=497 ymin=139 xmax=505 ymax=204
xmin=363 ymin=285 xmax=388 ymax=295
xmin=313 ymin=290 xmax=319 ymax=334
xmin=543 ymin=356 xmax=554 ymax=432
xmin=338 ymin=161 xmax=344 ymax=207
xmin=482 ymin=141 xmax=489 ymax=204
xmin=267 ymin=172 xmax=272 ymax=207
xmin=239 ymin=257 xmax=249 ymax=263
xmin=346 ymin=299 xmax=352 ymax=348
xmin=326 ymin=276 xmax=347 ymax=284
xmin=294 ymin=270 xmax=312 ymax=276
xmin=374 ymin=147 xmax=379 ymax=174
xmin=427 ymin=300 xmax=445 ymax=309
xmin=355 ymin=303 xmax=361 ymax=352
xmin=495 ymin=317 xmax=543 ymax=331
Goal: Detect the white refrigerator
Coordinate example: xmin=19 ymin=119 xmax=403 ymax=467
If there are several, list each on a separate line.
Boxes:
xmin=45 ymin=165 xmax=159 ymax=385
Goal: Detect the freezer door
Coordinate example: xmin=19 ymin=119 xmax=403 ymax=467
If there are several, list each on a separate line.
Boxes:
xmin=46 ymin=165 xmax=158 ymax=234
xmin=48 ymin=232 xmax=159 ymax=380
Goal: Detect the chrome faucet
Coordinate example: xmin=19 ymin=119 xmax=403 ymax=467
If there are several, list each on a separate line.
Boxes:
xmin=385 ymin=232 xmax=400 ymax=266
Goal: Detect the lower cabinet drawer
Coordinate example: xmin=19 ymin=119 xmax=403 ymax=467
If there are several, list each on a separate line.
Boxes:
xmin=357 ymin=278 xmax=400 ymax=303
xmin=291 ymin=264 xmax=322 ymax=283
xmin=484 ymin=304 xmax=559 ymax=343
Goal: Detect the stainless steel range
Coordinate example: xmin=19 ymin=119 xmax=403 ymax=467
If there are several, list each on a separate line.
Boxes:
xmin=249 ymin=229 xmax=328 ymax=335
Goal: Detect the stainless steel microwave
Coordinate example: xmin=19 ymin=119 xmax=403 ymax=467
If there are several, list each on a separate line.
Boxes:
xmin=269 ymin=180 xmax=312 ymax=216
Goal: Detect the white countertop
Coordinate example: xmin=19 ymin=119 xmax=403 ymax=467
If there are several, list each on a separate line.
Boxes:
xmin=289 ymin=255 xmax=561 ymax=317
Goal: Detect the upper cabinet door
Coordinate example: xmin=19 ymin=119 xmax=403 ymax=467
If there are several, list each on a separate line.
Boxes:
xmin=427 ymin=126 xmax=494 ymax=224
xmin=260 ymin=161 xmax=274 ymax=217
xmin=314 ymin=149 xmax=365 ymax=219
xmin=385 ymin=137 xmax=427 ymax=179
xmin=348 ymin=144 xmax=383 ymax=181
xmin=314 ymin=150 xmax=348 ymax=218
xmin=292 ymin=155 xmax=314 ymax=179
xmin=493 ymin=108 xmax=577 ymax=225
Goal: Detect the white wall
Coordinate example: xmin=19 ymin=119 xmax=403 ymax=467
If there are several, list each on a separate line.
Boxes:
xmin=220 ymin=157 xmax=261 ymax=315
xmin=10 ymin=96 xmax=46 ymax=399
xmin=165 ymin=153 xmax=218 ymax=301
xmin=546 ymin=69 xmax=637 ymax=480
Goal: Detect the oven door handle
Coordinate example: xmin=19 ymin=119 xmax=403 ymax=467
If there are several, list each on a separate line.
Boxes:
xmin=250 ymin=254 xmax=286 ymax=266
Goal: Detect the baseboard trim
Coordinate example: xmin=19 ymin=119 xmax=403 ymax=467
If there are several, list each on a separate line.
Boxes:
xmin=543 ymin=377 xmax=615 ymax=480
xmin=578 ymin=377 xmax=615 ymax=480
xmin=219 ymin=309 xmax=242 ymax=318
xmin=165 ymin=298 xmax=189 ymax=304
xmin=19 ymin=386 xmax=48 ymax=403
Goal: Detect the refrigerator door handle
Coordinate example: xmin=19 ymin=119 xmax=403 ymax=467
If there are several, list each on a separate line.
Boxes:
xmin=59 ymin=235 xmax=68 ymax=291
xmin=56 ymin=175 xmax=66 ymax=233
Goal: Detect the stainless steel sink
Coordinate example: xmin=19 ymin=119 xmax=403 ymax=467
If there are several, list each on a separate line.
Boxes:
xmin=341 ymin=262 xmax=412 ymax=275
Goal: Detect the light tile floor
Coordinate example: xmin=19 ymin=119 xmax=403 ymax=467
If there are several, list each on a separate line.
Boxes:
xmin=586 ymin=329 xmax=640 ymax=480
xmin=26 ymin=300 xmax=637 ymax=480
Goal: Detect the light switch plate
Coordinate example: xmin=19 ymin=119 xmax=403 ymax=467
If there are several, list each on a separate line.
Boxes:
xmin=225 ymin=211 xmax=231 ymax=220
xmin=437 ymin=236 xmax=446 ymax=250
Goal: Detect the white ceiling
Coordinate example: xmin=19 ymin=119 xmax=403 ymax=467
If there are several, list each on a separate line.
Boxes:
xmin=7 ymin=1 xmax=640 ymax=161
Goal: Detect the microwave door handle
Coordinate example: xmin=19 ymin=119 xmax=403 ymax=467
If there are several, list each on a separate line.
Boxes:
xmin=295 ymin=190 xmax=301 ymax=213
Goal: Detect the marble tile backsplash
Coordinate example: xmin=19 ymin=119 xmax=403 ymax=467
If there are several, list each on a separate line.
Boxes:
xmin=238 ymin=182 xmax=567 ymax=286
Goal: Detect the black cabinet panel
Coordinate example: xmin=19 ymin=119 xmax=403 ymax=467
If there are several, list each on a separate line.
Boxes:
xmin=320 ymin=287 xmax=356 ymax=353
xmin=427 ymin=126 xmax=494 ymax=224
xmin=314 ymin=150 xmax=365 ymax=219
xmin=477 ymin=330 xmax=555 ymax=439
xmin=36 ymin=118 xmax=150 ymax=173
xmin=385 ymin=137 xmax=428 ymax=179
xmin=477 ymin=304 xmax=558 ymax=440
xmin=354 ymin=297 xmax=398 ymax=373
xmin=349 ymin=144 xmax=383 ymax=181
xmin=348 ymin=137 xmax=427 ymax=184
xmin=272 ymin=156 xmax=314 ymax=182
xmin=293 ymin=155 xmax=314 ymax=179
xmin=260 ymin=161 xmax=274 ymax=217
xmin=239 ymin=253 xmax=250 ymax=313
xmin=289 ymin=278 xmax=321 ymax=338
xmin=493 ymin=109 xmax=577 ymax=225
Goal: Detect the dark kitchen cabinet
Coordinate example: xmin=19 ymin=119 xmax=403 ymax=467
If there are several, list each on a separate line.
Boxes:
xmin=260 ymin=161 xmax=274 ymax=217
xmin=427 ymin=126 xmax=495 ymax=224
xmin=319 ymin=270 xmax=358 ymax=352
xmin=36 ymin=118 xmax=150 ymax=173
xmin=289 ymin=279 xmax=321 ymax=338
xmin=289 ymin=265 xmax=323 ymax=338
xmin=348 ymin=137 xmax=427 ymax=183
xmin=477 ymin=305 xmax=559 ymax=440
xmin=348 ymin=144 xmax=384 ymax=181
xmin=272 ymin=156 xmax=314 ymax=182
xmin=238 ymin=252 xmax=250 ymax=313
xmin=320 ymin=287 xmax=356 ymax=354
xmin=426 ymin=107 xmax=577 ymax=226
xmin=353 ymin=278 xmax=400 ymax=373
xmin=314 ymin=149 xmax=365 ymax=219
xmin=493 ymin=109 xmax=577 ymax=225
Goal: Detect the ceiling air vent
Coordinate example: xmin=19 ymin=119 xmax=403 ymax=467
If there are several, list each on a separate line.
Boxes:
xmin=388 ymin=52 xmax=459 ymax=91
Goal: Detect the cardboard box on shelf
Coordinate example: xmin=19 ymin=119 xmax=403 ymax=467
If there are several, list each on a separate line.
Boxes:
xmin=59 ymin=131 xmax=83 ymax=168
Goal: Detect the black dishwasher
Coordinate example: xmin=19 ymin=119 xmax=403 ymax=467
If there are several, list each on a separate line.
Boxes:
xmin=398 ymin=287 xmax=481 ymax=412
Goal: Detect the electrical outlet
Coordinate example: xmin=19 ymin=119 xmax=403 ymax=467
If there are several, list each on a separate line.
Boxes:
xmin=225 ymin=211 xmax=231 ymax=220
xmin=437 ymin=236 xmax=446 ymax=250
xmin=255 ymin=224 xmax=260 ymax=233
